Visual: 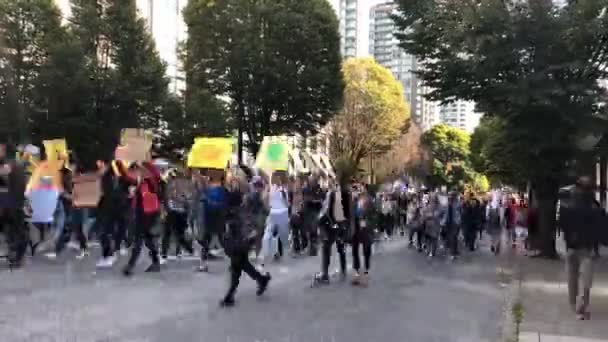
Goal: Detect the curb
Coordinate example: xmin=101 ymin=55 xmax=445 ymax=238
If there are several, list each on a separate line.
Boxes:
xmin=498 ymin=249 xmax=524 ymax=342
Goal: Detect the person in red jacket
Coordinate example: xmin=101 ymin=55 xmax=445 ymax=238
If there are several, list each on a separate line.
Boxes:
xmin=119 ymin=161 xmax=162 ymax=276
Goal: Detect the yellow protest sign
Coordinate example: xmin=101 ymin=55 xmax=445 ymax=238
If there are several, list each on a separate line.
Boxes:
xmin=187 ymin=137 xmax=234 ymax=170
xmin=43 ymin=139 xmax=69 ymax=168
xmin=255 ymin=136 xmax=289 ymax=172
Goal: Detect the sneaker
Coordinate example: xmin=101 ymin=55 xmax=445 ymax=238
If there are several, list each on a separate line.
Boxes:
xmin=220 ymin=297 xmax=235 ymax=307
xmin=96 ymin=256 xmax=115 ymax=268
xmin=428 ymin=252 xmax=434 ymax=259
xmin=450 ymin=255 xmax=457 ymax=261
xmin=256 ymin=273 xmax=271 ymax=296
xmin=318 ymin=274 xmax=330 ymax=285
xmin=160 ymin=257 xmax=168 ymax=265
xmin=119 ymin=248 xmax=128 ymax=257
xmin=351 ymin=273 xmax=361 ymax=286
xmin=76 ymin=250 xmax=89 ymax=260
xmin=145 ymin=263 xmax=161 ymax=273
xmin=196 ymin=262 xmax=209 ymax=273
xmin=361 ymin=273 xmax=369 ymax=287
xmin=44 ymin=252 xmax=57 ymax=260
xmin=122 ymin=266 xmax=133 ymax=277
xmin=167 ymin=255 xmax=177 ymax=261
xmin=67 ymin=241 xmax=81 ymax=251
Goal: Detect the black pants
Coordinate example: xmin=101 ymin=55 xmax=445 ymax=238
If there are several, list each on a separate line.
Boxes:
xmin=126 ymin=213 xmax=159 ymax=268
xmin=321 ymin=224 xmax=347 ymax=277
xmin=98 ymin=209 xmax=127 ymax=258
xmin=1 ymin=209 xmax=28 ymax=264
xmin=352 ymin=227 xmax=372 ymax=272
xmin=56 ymin=222 xmax=87 ymax=254
xmin=301 ymin=211 xmax=318 ymax=255
xmin=162 ymin=210 xmax=193 ymax=257
xmin=446 ymin=224 xmax=460 ymax=256
xmin=382 ymin=214 xmax=394 ymax=236
xmin=199 ymin=210 xmax=225 ymax=261
xmin=409 ymin=228 xmax=423 ymax=249
xmin=464 ymin=224 xmax=477 ymax=251
xmin=291 ymin=213 xmax=308 ymax=253
xmin=225 ymin=248 xmax=264 ymax=300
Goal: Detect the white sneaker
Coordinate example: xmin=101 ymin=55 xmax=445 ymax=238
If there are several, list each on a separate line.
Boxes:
xmin=167 ymin=255 xmax=177 ymax=261
xmin=119 ymin=248 xmax=128 ymax=256
xmin=76 ymin=250 xmax=89 ymax=260
xmin=67 ymin=241 xmax=81 ymax=251
xmin=160 ymin=257 xmax=168 ymax=265
xmin=96 ymin=256 xmax=115 ymax=268
xmin=44 ymin=252 xmax=57 ymax=260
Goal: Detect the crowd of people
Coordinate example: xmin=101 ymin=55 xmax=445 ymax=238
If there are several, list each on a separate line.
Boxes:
xmin=2 ymin=142 xmax=603 ymax=315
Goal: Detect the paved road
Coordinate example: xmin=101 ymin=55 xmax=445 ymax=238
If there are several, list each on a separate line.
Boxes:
xmin=0 ymin=239 xmax=507 ymax=342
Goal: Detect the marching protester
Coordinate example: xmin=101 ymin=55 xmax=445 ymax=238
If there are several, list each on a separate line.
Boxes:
xmin=54 ymin=160 xmax=88 ymax=258
xmin=487 ymin=198 xmax=502 ymax=255
xmin=121 ymin=161 xmax=162 ymax=276
xmin=441 ymin=192 xmax=462 ymax=260
xmin=351 ymin=185 xmax=374 ymax=287
xmin=407 ymin=196 xmax=424 ymax=252
xmin=220 ymin=174 xmax=271 ymax=307
xmin=316 ymin=177 xmax=350 ymax=284
xmin=0 ymin=143 xmax=28 ymax=268
xmin=560 ymin=176 xmax=602 ymax=320
xmin=197 ymin=171 xmax=227 ymax=272
xmin=259 ymin=173 xmax=290 ymax=271
xmin=290 ymin=177 xmax=307 ymax=255
xmin=423 ymin=195 xmax=442 ymax=258
xmin=302 ymin=176 xmax=324 ymax=256
xmin=161 ymin=168 xmax=195 ymax=262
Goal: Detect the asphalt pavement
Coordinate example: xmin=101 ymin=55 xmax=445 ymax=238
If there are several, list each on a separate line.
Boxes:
xmin=0 ymin=238 xmax=507 ymax=342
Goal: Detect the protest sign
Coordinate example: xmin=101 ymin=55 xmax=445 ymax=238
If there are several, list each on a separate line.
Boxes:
xmin=255 ymin=136 xmax=289 ymax=172
xmin=187 ymin=137 xmax=234 ymax=170
xmin=115 ymin=129 xmax=153 ymax=162
xmin=72 ymin=173 xmax=100 ymax=208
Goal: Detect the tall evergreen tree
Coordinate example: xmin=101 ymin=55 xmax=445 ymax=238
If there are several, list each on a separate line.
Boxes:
xmin=183 ymin=0 xmax=344 ymax=156
xmin=394 ymin=0 xmax=608 ymax=256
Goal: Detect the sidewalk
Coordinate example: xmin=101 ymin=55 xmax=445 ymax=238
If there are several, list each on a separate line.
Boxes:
xmin=517 ymin=241 xmax=608 ymax=342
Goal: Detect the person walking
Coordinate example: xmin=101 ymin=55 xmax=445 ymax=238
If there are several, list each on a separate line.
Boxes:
xmin=423 ymin=195 xmax=442 ymax=258
xmin=560 ymin=176 xmax=602 ymax=320
xmin=259 ymin=174 xmax=290 ymax=269
xmin=161 ymin=169 xmax=195 ymax=262
xmin=220 ymin=175 xmax=271 ymax=307
xmin=351 ymin=185 xmax=374 ymax=287
xmin=317 ymin=179 xmax=351 ymax=284
xmin=121 ymin=161 xmax=162 ymax=276
xmin=302 ymin=177 xmax=324 ymax=256
xmin=0 ymin=143 xmax=28 ymax=268
xmin=197 ymin=171 xmax=227 ymax=272
xmin=441 ymin=192 xmax=462 ymax=260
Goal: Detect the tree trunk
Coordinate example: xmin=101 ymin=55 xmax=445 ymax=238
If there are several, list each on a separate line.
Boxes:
xmin=533 ymin=181 xmax=559 ymax=259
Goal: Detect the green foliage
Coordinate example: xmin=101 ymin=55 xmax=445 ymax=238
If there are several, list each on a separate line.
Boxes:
xmin=329 ymin=57 xmax=410 ymax=170
xmin=395 ymin=0 xmax=608 ymax=256
xmin=183 ymin=0 xmax=344 ymax=154
xmin=0 ymin=0 xmax=170 ymax=167
xmin=422 ymin=124 xmax=473 ymax=190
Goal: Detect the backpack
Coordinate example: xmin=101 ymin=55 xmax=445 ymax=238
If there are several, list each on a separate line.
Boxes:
xmin=141 ymin=179 xmax=160 ymax=214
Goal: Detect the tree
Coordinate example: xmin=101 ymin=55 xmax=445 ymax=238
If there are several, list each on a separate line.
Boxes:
xmin=422 ymin=124 xmax=472 ymax=190
xmin=395 ymin=0 xmax=608 ymax=257
xmin=63 ymin=0 xmax=169 ymax=165
xmin=183 ymin=0 xmax=344 ymax=156
xmin=329 ymin=57 xmax=410 ymax=173
xmin=374 ymin=123 xmax=430 ymax=182
xmin=0 ymin=0 xmax=66 ymax=143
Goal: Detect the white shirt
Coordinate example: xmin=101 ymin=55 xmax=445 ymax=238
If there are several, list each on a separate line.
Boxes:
xmin=333 ymin=189 xmax=345 ymax=222
xmin=269 ymin=185 xmax=289 ymax=214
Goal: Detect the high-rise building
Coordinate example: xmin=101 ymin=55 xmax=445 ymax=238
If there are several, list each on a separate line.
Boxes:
xmin=330 ymin=0 xmax=359 ymax=59
xmin=54 ymin=0 xmax=186 ymax=93
xmin=436 ymin=100 xmax=482 ymax=133
xmin=369 ymin=2 xmax=422 ymax=122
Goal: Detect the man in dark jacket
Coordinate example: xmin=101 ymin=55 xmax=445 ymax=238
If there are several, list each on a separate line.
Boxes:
xmin=0 ymin=143 xmax=27 ymax=268
xmin=220 ymin=182 xmax=271 ymax=307
xmin=560 ymin=176 xmax=602 ymax=320
xmin=317 ymin=178 xmax=351 ymax=284
xmin=302 ymin=177 xmax=324 ymax=256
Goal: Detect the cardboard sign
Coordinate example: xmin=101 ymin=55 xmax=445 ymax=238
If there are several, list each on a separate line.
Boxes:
xmin=115 ymin=128 xmax=153 ymax=162
xmin=26 ymin=160 xmax=63 ymax=192
xmin=72 ymin=173 xmax=100 ymax=208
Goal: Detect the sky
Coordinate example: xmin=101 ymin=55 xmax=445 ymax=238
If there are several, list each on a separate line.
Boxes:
xmin=359 ymin=0 xmax=391 ymax=56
